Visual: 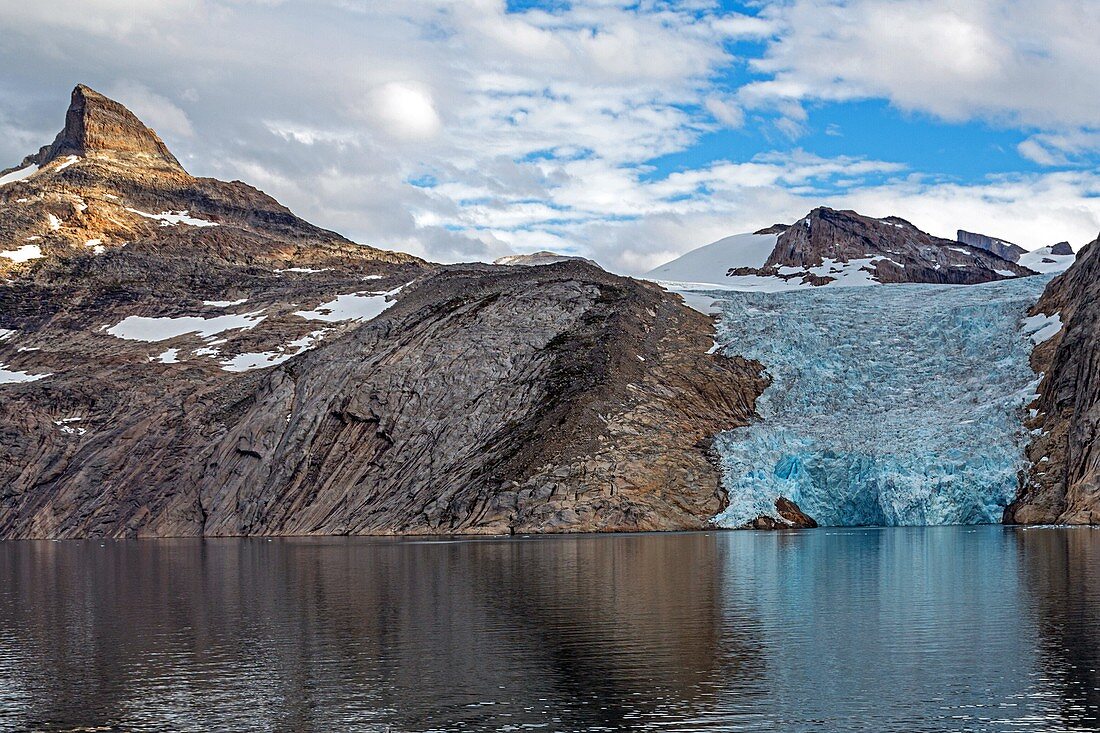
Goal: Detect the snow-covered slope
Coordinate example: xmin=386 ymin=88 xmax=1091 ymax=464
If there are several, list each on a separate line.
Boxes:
xmin=709 ymin=275 xmax=1053 ymax=527
xmin=645 ymin=232 xmax=779 ymax=289
xmin=1018 ymin=245 xmax=1075 ymax=274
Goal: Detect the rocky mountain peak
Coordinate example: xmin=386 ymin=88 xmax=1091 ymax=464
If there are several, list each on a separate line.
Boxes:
xmin=33 ymin=85 xmax=184 ymax=172
xmin=746 ymin=206 xmax=1035 ymax=285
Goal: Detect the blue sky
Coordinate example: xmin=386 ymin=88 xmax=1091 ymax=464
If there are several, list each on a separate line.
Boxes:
xmin=1 ymin=0 xmax=1098 ymax=272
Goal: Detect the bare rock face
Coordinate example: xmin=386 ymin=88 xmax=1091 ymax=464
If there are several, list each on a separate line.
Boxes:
xmin=730 ymin=208 xmax=1034 ymax=285
xmin=957 ymin=230 xmax=1028 ymax=263
xmin=0 ymin=86 xmax=765 ymax=539
xmin=1005 ymin=232 xmax=1100 ymax=525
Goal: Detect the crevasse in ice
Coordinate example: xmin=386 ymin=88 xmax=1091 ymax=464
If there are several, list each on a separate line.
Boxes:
xmin=709 ymin=275 xmax=1053 ymax=527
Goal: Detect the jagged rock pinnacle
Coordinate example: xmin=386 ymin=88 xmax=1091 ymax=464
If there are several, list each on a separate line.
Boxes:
xmin=35 ymin=84 xmax=184 ymax=171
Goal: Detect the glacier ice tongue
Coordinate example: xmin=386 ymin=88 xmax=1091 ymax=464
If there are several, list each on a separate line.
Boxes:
xmin=709 ymin=275 xmax=1054 ymax=527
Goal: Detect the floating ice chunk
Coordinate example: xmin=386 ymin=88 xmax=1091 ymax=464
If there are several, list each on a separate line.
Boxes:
xmin=1020 ymin=312 xmax=1062 ymax=345
xmin=127 ymin=208 xmax=218 ymax=227
xmin=106 ymin=311 xmax=266 ymax=342
xmin=294 ymin=290 xmax=399 ymax=322
xmin=0 ymin=164 xmax=39 ymax=187
xmin=0 ymin=244 xmax=43 ymax=263
xmin=0 ymin=364 xmax=50 ymax=385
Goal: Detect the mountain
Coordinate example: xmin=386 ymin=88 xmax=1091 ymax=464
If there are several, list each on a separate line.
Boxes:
xmin=957 ymin=230 xmax=1028 ymax=262
xmin=493 ymin=251 xmax=600 ymax=267
xmin=647 ymin=208 xmax=1034 ymax=291
xmin=1006 ymin=231 xmax=1100 ymax=524
xmin=0 ymin=86 xmax=765 ymax=539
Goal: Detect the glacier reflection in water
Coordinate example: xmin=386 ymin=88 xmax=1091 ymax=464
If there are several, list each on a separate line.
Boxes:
xmin=0 ymin=529 xmax=1098 ymax=732
xmin=709 ymin=275 xmax=1054 ymax=527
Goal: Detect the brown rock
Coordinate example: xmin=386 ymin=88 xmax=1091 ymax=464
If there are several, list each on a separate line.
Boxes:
xmin=0 ymin=85 xmax=767 ymax=539
xmin=1005 ymin=232 xmax=1100 ymax=525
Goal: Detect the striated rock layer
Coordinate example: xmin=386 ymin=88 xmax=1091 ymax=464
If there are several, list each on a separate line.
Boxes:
xmin=0 ymin=86 xmax=765 ymax=538
xmin=1006 ymin=232 xmax=1100 ymax=525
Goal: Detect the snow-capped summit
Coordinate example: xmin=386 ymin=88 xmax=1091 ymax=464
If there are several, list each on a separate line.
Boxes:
xmin=646 ymin=207 xmax=1036 ymax=292
xmin=644 ymin=231 xmax=782 ymax=290
xmin=1018 ymin=242 xmax=1076 ymax=273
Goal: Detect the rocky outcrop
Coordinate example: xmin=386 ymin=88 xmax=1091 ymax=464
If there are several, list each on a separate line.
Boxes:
xmin=730 ymin=208 xmax=1034 ymax=286
xmin=0 ymin=86 xmax=766 ymax=538
xmin=957 ymin=230 xmax=1028 ymax=263
xmin=748 ymin=497 xmax=818 ymax=530
xmin=1006 ymin=232 xmax=1100 ymax=525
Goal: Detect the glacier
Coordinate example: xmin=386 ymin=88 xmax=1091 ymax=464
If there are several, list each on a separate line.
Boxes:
xmin=709 ymin=275 xmax=1054 ymax=527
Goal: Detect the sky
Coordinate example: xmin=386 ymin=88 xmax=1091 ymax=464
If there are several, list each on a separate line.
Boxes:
xmin=1 ymin=0 xmax=1099 ymax=274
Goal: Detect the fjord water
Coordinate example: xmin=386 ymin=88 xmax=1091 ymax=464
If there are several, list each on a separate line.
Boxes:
xmin=1 ymin=528 xmax=1098 ymax=732
xmin=709 ymin=276 xmax=1053 ymax=527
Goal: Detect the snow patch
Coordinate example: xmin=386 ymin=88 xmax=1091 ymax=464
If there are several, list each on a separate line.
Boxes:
xmin=0 ymin=245 xmax=43 ymax=263
xmin=294 ymin=290 xmax=398 ymax=323
xmin=127 ymin=208 xmax=218 ymax=227
xmin=1021 ymin=312 xmax=1062 ymax=345
xmin=106 ymin=311 xmax=266 ymax=342
xmin=0 ymin=164 xmax=39 ymax=187
xmin=47 ymin=214 xmax=61 ymax=231
xmin=55 ymin=156 xmax=79 ymax=172
xmin=152 ymin=348 xmax=181 ymax=364
xmin=203 ymin=298 xmax=248 ymax=308
xmin=1019 ymin=247 xmax=1075 ymax=274
xmin=645 ymin=233 xmax=779 ymax=285
xmin=276 ymin=267 xmax=331 ymax=274
xmin=220 ymin=330 xmax=329 ymax=372
xmin=0 ymin=364 xmax=50 ymax=385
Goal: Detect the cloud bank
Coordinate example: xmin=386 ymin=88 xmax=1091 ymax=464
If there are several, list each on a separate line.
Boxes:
xmin=1 ymin=0 xmax=1098 ymax=272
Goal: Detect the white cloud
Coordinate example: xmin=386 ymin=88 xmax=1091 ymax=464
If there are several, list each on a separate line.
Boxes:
xmin=0 ymin=0 xmax=1096 ymax=277
xmin=367 ymin=82 xmax=442 ymax=141
xmin=742 ymin=1 xmax=1100 ymax=131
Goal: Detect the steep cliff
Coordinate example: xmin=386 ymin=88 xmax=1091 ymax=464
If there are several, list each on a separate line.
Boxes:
xmin=0 ymin=86 xmax=765 ymax=538
xmin=1006 ymin=232 xmax=1100 ymax=525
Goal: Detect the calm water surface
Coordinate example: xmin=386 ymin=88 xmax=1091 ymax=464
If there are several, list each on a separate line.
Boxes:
xmin=1 ymin=526 xmax=1098 ymax=732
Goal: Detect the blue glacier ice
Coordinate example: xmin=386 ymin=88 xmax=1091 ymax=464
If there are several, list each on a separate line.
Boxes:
xmin=707 ymin=275 xmax=1054 ymax=527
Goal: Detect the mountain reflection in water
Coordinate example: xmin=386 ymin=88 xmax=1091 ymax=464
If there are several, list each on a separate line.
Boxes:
xmin=0 ymin=527 xmax=1097 ymax=732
